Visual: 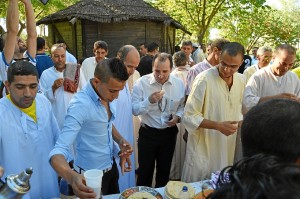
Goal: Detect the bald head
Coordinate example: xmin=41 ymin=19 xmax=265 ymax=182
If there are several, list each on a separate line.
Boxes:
xmin=117 ymin=45 xmax=140 ymax=76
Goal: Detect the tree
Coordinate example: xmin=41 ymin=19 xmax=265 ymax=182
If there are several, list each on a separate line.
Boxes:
xmin=147 ymin=0 xmax=266 ymax=44
xmin=217 ymin=0 xmax=300 ymax=53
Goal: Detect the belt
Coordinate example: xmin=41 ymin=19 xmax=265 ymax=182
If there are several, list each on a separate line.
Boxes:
xmin=73 ymin=164 xmax=112 ymax=174
xmin=141 ymin=123 xmax=168 ymax=131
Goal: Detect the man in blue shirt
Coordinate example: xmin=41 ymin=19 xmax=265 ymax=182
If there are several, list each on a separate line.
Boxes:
xmin=35 ymin=37 xmax=53 ymax=77
xmin=49 ymin=58 xmax=133 ymax=198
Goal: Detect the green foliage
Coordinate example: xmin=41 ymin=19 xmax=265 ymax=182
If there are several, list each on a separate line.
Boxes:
xmin=148 ymin=0 xmax=266 ymax=45
xmin=217 ymin=0 xmax=300 ymax=53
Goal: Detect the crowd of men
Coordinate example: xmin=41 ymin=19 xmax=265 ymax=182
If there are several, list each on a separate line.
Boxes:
xmin=1 ymin=0 xmax=300 ymax=199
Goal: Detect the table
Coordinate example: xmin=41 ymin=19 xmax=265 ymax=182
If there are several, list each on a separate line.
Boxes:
xmin=103 ymin=181 xmax=205 ymax=199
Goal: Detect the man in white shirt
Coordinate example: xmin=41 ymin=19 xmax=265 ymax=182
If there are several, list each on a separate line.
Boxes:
xmin=56 ymin=40 xmax=77 ymax=64
xmin=182 ymin=42 xmax=246 ymax=182
xmin=243 ymin=46 xmax=272 ymax=82
xmin=243 ymin=44 xmax=300 ymax=113
xmin=39 ymin=44 xmax=86 ymax=129
xmin=181 ymin=41 xmax=194 ymax=67
xmin=132 ymin=53 xmax=185 ymax=187
xmin=81 ymin=40 xmax=108 ymax=81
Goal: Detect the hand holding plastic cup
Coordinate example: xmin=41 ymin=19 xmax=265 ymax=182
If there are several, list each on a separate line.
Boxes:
xmin=84 ymin=169 xmax=103 ymax=198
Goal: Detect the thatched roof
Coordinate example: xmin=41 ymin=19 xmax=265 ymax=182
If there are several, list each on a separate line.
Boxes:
xmin=37 ymin=0 xmax=190 ymax=34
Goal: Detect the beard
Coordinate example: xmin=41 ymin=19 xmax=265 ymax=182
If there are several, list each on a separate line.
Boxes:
xmin=19 ymin=46 xmax=27 ymax=54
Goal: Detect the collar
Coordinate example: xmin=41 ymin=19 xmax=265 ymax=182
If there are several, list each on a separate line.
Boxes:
xmin=149 ymin=73 xmax=174 ymax=85
xmin=176 ymin=65 xmax=190 ymax=71
xmin=86 ymin=79 xmax=102 ymax=104
xmin=36 ymin=53 xmax=47 ymax=56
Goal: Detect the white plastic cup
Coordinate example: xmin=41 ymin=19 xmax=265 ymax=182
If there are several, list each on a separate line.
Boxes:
xmin=84 ymin=169 xmax=103 ymax=198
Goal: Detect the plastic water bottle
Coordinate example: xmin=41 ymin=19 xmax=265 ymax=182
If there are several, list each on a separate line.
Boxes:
xmin=178 ymin=186 xmax=190 ymax=199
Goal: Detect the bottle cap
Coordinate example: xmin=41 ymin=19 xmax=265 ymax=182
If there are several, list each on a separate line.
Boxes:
xmin=182 ymin=185 xmax=188 ymax=191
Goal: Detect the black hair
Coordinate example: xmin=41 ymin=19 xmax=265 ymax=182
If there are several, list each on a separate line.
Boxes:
xmin=182 ymin=41 xmax=193 ymax=47
xmin=221 ymin=42 xmax=245 ymax=57
xmin=94 ymin=58 xmax=129 ymax=83
xmin=152 ymin=52 xmax=173 ymax=69
xmin=241 ymin=99 xmax=300 ymax=162
xmin=7 ymin=61 xmax=39 ymax=83
xmin=140 ymin=42 xmax=147 ymax=47
xmin=208 ymin=153 xmax=300 ymax=199
xmin=37 ymin=37 xmax=46 ymax=51
xmin=146 ymin=42 xmax=159 ymax=52
xmin=174 ymin=45 xmax=181 ymax=52
xmin=94 ymin=40 xmax=108 ymax=52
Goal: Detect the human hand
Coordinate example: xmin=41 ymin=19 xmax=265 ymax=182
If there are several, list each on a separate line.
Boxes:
xmin=119 ymin=156 xmax=132 ymax=175
xmin=52 ymin=78 xmax=64 ymax=92
xmin=217 ymin=121 xmax=238 ymax=136
xmin=165 ymin=115 xmax=179 ymax=127
xmin=148 ymin=90 xmax=164 ymax=104
xmin=118 ymin=139 xmax=133 ymax=157
xmin=70 ymin=171 xmax=97 ymax=199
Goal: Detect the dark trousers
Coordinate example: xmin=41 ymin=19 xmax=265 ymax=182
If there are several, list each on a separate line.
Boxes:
xmin=136 ymin=124 xmax=178 ymax=188
xmin=101 ymin=158 xmax=119 ymax=195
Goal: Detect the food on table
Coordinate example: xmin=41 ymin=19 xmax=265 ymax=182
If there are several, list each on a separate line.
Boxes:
xmin=165 ymin=181 xmax=195 ymax=199
xmin=128 ymin=191 xmax=156 ymax=199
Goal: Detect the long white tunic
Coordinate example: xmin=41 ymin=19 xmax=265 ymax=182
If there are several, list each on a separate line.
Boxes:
xmin=113 ymin=83 xmax=136 ymax=191
xmin=39 ymin=66 xmax=86 ymax=129
xmin=0 ymin=94 xmax=60 ymax=198
xmin=182 ymin=67 xmax=245 ymax=182
xmin=243 ymin=65 xmax=300 ymax=112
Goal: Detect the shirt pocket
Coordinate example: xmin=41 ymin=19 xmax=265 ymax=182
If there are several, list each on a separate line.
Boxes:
xmin=168 ymin=98 xmax=182 ymax=113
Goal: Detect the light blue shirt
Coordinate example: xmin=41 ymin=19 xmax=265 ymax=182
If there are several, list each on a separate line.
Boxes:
xmin=66 ymin=50 xmax=77 ymax=64
xmin=0 ymin=94 xmax=60 ymax=199
xmin=49 ymin=81 xmax=119 ymax=171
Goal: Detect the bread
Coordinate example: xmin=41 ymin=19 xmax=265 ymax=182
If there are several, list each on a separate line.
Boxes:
xmin=165 ymin=181 xmax=195 ymax=199
xmin=194 ymin=189 xmax=214 ymax=199
xmin=127 ymin=191 xmax=156 ymax=199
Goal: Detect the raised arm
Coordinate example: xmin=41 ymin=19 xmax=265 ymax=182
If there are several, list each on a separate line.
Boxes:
xmin=21 ymin=0 xmax=37 ymax=58
xmin=4 ymin=0 xmax=19 ymax=63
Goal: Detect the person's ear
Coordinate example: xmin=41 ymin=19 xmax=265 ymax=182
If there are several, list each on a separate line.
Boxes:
xmin=4 ymin=81 xmax=10 ymax=93
xmin=212 ymin=47 xmax=219 ymax=55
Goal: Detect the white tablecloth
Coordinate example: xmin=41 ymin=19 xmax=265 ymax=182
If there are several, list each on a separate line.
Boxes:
xmin=103 ymin=181 xmax=205 ymax=199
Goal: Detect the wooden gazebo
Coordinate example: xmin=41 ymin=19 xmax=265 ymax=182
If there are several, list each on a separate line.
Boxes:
xmin=37 ymin=0 xmax=190 ymax=60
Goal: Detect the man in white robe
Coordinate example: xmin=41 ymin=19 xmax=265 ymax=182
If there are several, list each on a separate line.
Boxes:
xmin=113 ymin=45 xmax=140 ymax=191
xmin=243 ymin=46 xmax=272 ymax=83
xmin=182 ymin=42 xmax=246 ymax=182
xmin=0 ymin=61 xmax=60 ymax=198
xmin=40 ymin=44 xmax=86 ymax=129
xmin=243 ymin=44 xmax=300 ymax=113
